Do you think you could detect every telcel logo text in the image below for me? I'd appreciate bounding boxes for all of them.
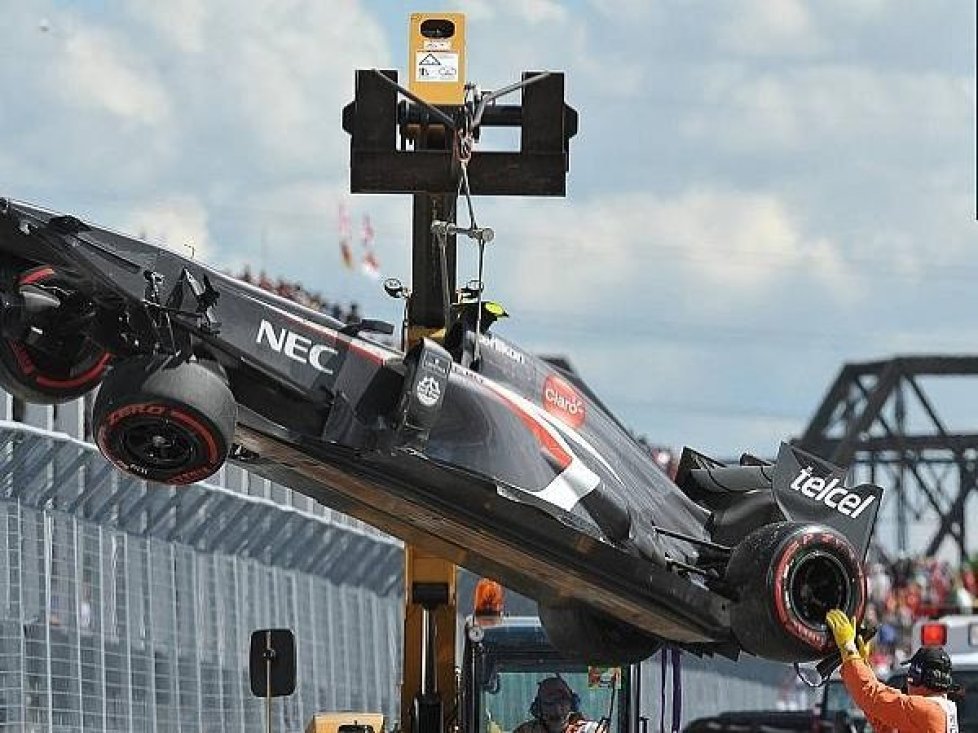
[790,466,875,518]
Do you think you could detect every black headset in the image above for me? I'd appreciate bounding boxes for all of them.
[530,679,581,719]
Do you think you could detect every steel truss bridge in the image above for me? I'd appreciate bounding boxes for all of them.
[796,355,978,561]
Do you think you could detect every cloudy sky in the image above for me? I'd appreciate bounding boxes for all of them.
[1,2,975,481]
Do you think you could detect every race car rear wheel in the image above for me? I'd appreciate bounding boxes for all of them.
[725,522,865,662]
[93,356,237,485]
[539,602,662,664]
[0,265,111,403]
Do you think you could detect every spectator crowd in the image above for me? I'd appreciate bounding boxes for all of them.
[862,555,977,673]
[230,266,361,324]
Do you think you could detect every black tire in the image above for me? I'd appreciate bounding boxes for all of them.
[725,522,865,662]
[93,356,237,485]
[539,602,662,664]
[0,265,111,403]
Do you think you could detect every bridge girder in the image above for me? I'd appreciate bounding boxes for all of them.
[795,355,978,560]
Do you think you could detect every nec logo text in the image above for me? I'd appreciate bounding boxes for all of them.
[256,319,337,374]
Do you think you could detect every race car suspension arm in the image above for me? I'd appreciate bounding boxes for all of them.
[654,526,732,554]
[139,267,221,356]
[141,271,182,355]
[171,267,221,335]
[653,526,732,579]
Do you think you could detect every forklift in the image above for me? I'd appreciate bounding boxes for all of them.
[343,12,583,733]
[459,582,645,733]
[248,13,648,733]
[255,580,646,733]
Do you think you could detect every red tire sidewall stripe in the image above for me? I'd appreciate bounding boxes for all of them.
[18,266,56,286]
[35,352,111,389]
[10,265,110,391]
[98,402,222,475]
[96,424,130,476]
[773,536,809,642]
[8,341,36,376]
[771,530,864,652]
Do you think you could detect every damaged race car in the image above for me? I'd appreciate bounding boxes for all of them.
[0,197,882,666]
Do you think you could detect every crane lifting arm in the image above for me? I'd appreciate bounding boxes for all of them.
[341,13,577,733]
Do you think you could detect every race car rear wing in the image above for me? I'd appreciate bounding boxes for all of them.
[674,443,882,558]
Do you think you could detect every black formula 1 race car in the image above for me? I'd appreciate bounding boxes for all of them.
[0,197,882,666]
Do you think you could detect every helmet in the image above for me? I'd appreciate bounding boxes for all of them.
[530,677,581,719]
[904,646,953,691]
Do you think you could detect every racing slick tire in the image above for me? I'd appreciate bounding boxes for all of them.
[0,265,111,403]
[539,602,663,664]
[725,522,865,662]
[93,356,237,485]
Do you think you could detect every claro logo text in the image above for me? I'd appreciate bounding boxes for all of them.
[543,375,585,428]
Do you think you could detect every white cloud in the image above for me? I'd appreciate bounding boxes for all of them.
[453,0,496,22]
[512,0,567,25]
[49,24,172,128]
[457,0,567,24]
[214,180,347,272]
[121,195,213,259]
[574,48,645,98]
[493,188,853,316]
[169,0,390,169]
[586,0,654,24]
[715,0,822,57]
[1,0,390,193]
[820,0,890,22]
[131,0,208,54]
[688,65,972,152]
[457,1,645,100]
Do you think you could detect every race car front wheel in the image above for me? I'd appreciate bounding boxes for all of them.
[0,265,111,403]
[93,356,237,485]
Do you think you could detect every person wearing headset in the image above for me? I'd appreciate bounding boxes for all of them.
[826,609,959,733]
[514,677,604,733]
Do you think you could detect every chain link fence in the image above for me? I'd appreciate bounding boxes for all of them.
[0,393,803,731]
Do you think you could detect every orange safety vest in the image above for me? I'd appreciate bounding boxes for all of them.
[840,658,959,733]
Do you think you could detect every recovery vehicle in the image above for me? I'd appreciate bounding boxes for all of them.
[459,613,641,733]
[295,601,643,733]
[0,11,883,732]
